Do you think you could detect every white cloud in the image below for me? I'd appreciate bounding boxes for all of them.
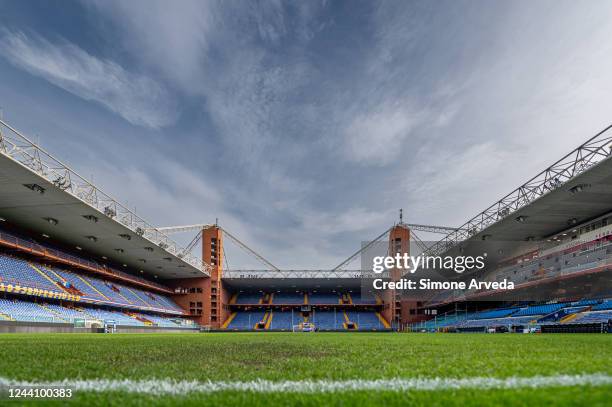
[343,101,426,165]
[0,30,177,129]
[88,0,214,93]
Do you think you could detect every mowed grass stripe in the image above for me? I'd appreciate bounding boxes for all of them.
[1,374,611,395]
[0,333,610,382]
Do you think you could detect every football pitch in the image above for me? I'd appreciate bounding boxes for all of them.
[0,332,610,406]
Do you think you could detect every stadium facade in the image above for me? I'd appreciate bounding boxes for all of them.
[0,118,611,333]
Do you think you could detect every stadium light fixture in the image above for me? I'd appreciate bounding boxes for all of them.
[515,215,528,223]
[83,215,98,223]
[569,184,590,194]
[568,218,578,225]
[0,217,5,222]
[101,256,107,260]
[114,248,124,253]
[86,236,98,242]
[75,246,82,250]
[44,217,59,226]
[119,234,131,240]
[122,264,127,267]
[42,233,50,238]
[144,247,154,252]
[23,183,45,194]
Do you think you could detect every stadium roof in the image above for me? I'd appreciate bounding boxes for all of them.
[222,270,378,290]
[427,125,612,266]
[0,119,207,279]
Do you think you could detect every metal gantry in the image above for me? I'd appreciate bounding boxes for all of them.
[0,118,206,274]
[404,223,460,234]
[223,269,390,279]
[153,223,280,271]
[427,123,612,256]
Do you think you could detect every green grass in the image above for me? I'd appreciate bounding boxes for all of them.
[0,332,610,405]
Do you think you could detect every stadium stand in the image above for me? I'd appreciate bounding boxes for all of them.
[272,292,304,304]
[0,256,60,292]
[269,311,296,330]
[473,308,517,319]
[347,311,385,330]
[591,301,612,311]
[226,311,266,330]
[308,293,340,304]
[512,303,567,317]
[351,297,378,305]
[572,311,612,324]
[0,298,61,323]
[312,310,345,330]
[235,293,263,304]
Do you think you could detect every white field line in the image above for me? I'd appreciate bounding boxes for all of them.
[0,374,610,395]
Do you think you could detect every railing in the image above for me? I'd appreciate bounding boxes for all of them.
[223,269,391,279]
[2,315,62,324]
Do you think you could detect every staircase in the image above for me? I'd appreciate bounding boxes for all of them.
[375,312,391,328]
[264,311,273,329]
[29,264,67,293]
[255,311,272,330]
[221,312,237,328]
[76,275,110,300]
[343,311,357,330]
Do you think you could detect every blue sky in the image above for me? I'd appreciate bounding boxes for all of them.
[1,0,612,268]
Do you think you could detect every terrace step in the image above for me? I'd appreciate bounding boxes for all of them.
[264,311,273,330]
[29,264,67,293]
[76,275,110,301]
[221,312,237,329]
[376,312,391,328]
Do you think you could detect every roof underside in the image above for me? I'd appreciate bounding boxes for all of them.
[0,154,204,279]
[437,156,612,265]
[223,277,367,291]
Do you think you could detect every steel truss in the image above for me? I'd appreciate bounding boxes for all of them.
[427,124,612,256]
[0,119,207,274]
[404,223,459,234]
[223,269,390,279]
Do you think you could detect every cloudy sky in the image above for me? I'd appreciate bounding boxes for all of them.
[1,0,611,269]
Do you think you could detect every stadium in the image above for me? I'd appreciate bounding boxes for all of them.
[1,2,612,406]
[0,116,611,404]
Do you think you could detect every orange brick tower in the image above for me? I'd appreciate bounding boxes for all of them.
[381,223,410,328]
[201,226,230,328]
[169,226,229,328]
